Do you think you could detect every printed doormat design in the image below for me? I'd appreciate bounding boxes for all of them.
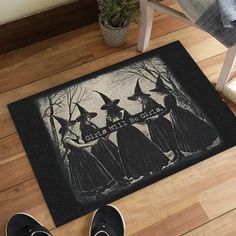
[9,41,236,226]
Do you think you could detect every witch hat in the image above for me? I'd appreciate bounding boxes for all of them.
[53,116,68,127]
[73,103,97,121]
[53,115,76,134]
[93,90,120,110]
[149,74,172,93]
[128,79,150,101]
[53,116,76,127]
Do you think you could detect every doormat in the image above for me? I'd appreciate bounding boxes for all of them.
[9,41,236,226]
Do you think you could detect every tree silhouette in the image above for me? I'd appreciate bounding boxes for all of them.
[116,57,204,117]
[64,84,90,121]
[42,92,64,147]
[42,84,91,149]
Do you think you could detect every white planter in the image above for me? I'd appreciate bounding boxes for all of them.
[99,17,129,47]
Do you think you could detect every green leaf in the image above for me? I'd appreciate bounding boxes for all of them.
[97,0,140,28]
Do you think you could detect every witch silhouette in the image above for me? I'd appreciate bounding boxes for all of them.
[149,78,218,152]
[128,79,184,162]
[53,115,116,200]
[94,90,169,180]
[74,103,128,186]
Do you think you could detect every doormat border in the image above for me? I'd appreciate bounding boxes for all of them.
[9,41,236,226]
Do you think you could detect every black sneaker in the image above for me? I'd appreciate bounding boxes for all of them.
[89,205,125,236]
[6,213,52,236]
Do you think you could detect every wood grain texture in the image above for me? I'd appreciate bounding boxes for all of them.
[0,11,187,94]
[199,177,236,220]
[184,210,236,236]
[0,179,55,230]
[0,133,25,165]
[0,26,227,140]
[0,0,236,235]
[0,157,33,192]
[131,203,208,236]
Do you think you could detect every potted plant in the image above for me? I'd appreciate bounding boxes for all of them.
[98,0,139,47]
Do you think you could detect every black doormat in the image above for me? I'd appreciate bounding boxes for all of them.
[9,41,236,226]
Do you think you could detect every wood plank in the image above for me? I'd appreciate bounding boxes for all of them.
[0,133,25,165]
[0,0,98,55]
[0,179,55,232]
[198,52,236,85]
[51,214,93,236]
[0,133,34,192]
[0,0,174,70]
[199,177,236,220]
[131,203,208,236]
[184,210,236,236]
[0,12,188,94]
[1,147,236,235]
[0,156,34,192]
[198,53,227,84]
[0,26,226,140]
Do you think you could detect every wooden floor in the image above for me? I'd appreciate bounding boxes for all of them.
[1,1,236,235]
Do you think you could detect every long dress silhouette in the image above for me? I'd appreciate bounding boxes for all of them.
[163,93,218,152]
[80,121,128,184]
[149,78,218,153]
[63,135,115,195]
[94,91,169,180]
[143,97,184,158]
[108,110,169,178]
[54,116,116,201]
[74,103,127,185]
[128,79,184,161]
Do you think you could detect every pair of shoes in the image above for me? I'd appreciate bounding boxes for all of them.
[6,205,125,236]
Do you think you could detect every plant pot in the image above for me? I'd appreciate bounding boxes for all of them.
[99,17,129,47]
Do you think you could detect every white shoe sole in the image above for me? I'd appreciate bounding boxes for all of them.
[5,212,51,236]
[89,204,126,236]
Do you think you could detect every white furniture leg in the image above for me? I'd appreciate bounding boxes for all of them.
[137,0,154,52]
[215,46,236,92]
[137,0,236,102]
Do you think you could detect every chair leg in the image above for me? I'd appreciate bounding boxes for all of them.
[137,0,154,52]
[215,45,236,92]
